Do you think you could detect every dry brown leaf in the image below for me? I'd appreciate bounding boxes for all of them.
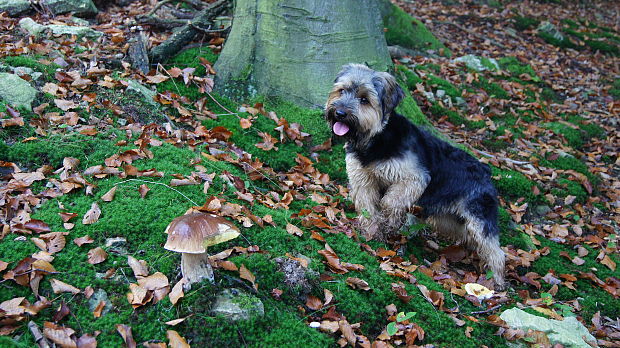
[101,186,117,202]
[87,247,107,265]
[167,330,190,348]
[138,184,150,199]
[116,324,137,348]
[43,321,76,348]
[165,315,191,326]
[73,235,94,247]
[305,295,323,310]
[92,300,105,318]
[127,256,149,279]
[239,264,257,290]
[286,223,303,237]
[345,277,371,291]
[50,279,81,294]
[82,203,101,225]
[169,278,186,305]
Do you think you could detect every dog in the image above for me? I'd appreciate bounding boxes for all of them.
[325,64,505,288]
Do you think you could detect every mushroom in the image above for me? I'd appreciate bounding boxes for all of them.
[164,212,240,290]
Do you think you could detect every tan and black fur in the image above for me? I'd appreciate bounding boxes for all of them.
[325,64,505,288]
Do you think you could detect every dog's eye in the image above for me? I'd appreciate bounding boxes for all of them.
[360,97,369,104]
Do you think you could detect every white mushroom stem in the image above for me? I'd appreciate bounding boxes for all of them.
[180,252,214,290]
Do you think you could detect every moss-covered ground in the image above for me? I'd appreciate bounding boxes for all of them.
[2,1,619,347]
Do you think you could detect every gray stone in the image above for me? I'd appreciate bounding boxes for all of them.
[19,17,102,39]
[126,80,157,106]
[435,89,446,99]
[105,237,128,255]
[211,288,264,321]
[453,54,500,72]
[88,289,113,317]
[500,308,596,348]
[40,0,97,16]
[535,205,552,216]
[0,0,30,16]
[538,21,564,41]
[0,73,37,110]
[12,67,43,81]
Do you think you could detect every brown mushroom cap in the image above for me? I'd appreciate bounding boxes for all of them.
[164,213,240,254]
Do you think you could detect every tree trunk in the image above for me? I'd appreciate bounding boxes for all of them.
[213,0,391,108]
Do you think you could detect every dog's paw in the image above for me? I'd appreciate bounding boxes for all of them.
[357,215,382,241]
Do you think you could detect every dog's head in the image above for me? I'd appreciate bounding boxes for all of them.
[325,64,404,139]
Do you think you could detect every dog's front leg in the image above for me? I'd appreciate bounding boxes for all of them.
[380,176,428,234]
[346,155,382,240]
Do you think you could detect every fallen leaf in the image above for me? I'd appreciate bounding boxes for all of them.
[82,203,101,225]
[169,279,186,305]
[116,324,136,348]
[43,322,76,348]
[50,279,81,294]
[167,330,190,348]
[239,264,257,290]
[127,256,149,279]
[306,295,323,310]
[286,223,303,237]
[87,247,107,265]
[464,283,494,300]
[73,235,94,247]
[92,300,105,318]
[345,277,371,291]
[101,186,117,202]
[139,184,150,198]
[165,315,191,326]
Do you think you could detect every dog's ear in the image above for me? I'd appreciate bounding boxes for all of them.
[374,72,404,115]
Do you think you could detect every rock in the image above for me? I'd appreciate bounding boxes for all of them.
[0,73,37,110]
[499,308,596,348]
[535,205,552,217]
[12,67,43,81]
[0,0,30,16]
[105,237,128,255]
[87,289,113,317]
[126,80,157,106]
[435,89,446,99]
[19,17,102,39]
[538,21,564,41]
[211,288,264,321]
[453,54,500,72]
[40,0,97,16]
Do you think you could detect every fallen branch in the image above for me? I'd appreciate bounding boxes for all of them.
[28,321,51,348]
[149,0,230,63]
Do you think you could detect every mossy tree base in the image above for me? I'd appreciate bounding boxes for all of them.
[213,0,391,108]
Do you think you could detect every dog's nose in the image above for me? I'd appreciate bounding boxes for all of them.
[335,109,347,119]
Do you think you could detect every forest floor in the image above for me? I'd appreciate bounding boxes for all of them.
[0,0,618,347]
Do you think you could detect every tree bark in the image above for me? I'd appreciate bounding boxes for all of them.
[213,0,391,108]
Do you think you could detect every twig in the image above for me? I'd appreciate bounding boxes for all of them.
[114,179,199,206]
[470,304,502,315]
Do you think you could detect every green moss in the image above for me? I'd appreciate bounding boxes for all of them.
[396,65,423,90]
[551,177,588,203]
[427,75,462,98]
[491,167,542,203]
[539,153,599,188]
[513,16,539,31]
[429,103,484,129]
[2,133,120,169]
[474,77,509,99]
[584,39,619,55]
[538,31,580,50]
[610,79,620,99]
[1,55,59,81]
[381,3,449,56]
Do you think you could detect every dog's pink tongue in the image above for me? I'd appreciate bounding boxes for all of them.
[333,122,349,136]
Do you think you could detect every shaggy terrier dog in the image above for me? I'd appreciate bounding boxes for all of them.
[325,64,505,288]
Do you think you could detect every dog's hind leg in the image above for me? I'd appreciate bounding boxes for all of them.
[462,216,506,289]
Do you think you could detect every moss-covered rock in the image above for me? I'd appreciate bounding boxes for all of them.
[380,1,450,56]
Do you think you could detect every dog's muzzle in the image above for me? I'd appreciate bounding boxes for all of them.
[331,109,350,136]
